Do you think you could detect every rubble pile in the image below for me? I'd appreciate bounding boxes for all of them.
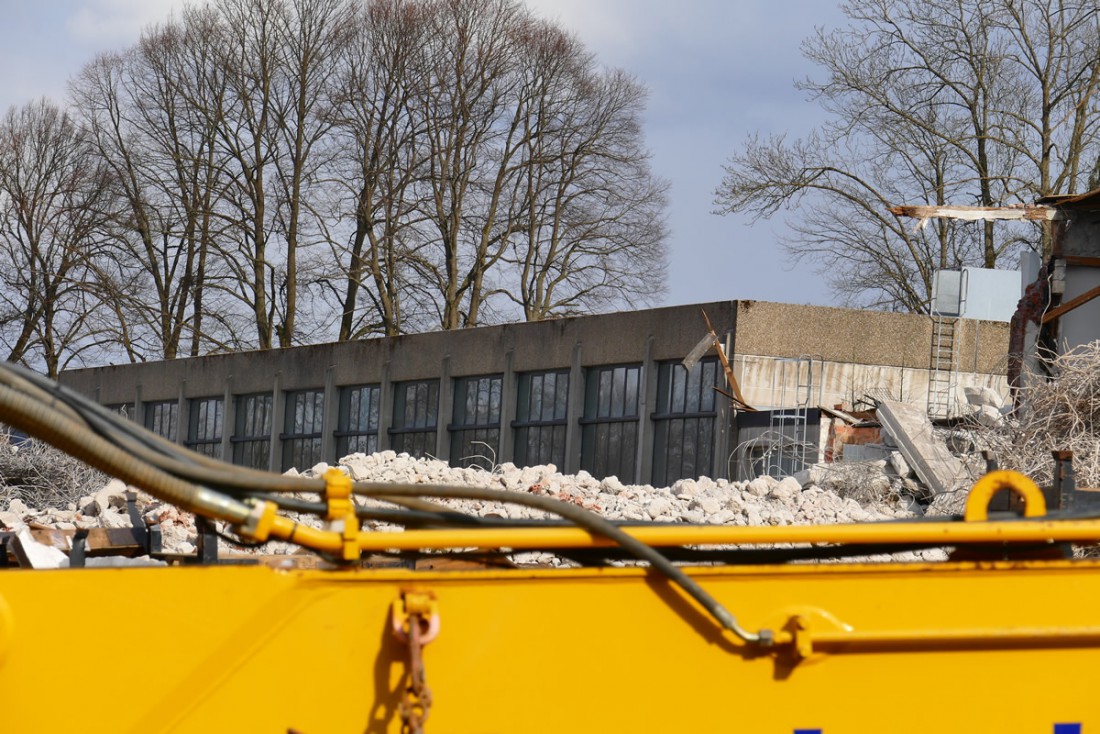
[4,386,1032,566]
[1,447,948,565]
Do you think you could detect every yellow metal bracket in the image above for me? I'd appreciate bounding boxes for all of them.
[391,591,441,645]
[770,607,853,662]
[237,499,279,542]
[964,470,1046,521]
[323,468,361,562]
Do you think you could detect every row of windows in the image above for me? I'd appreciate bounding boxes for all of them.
[130,359,721,485]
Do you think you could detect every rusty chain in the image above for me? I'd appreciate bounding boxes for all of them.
[398,605,434,734]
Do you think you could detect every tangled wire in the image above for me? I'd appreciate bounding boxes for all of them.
[971,341,1100,489]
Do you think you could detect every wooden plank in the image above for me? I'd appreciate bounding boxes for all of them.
[1041,282,1100,324]
[889,204,1064,222]
[1065,256,1100,268]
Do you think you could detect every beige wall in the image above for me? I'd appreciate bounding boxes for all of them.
[732,300,1009,374]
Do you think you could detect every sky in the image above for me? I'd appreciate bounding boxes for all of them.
[0,0,847,309]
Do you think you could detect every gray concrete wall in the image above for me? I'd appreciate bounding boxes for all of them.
[63,301,738,405]
[60,301,739,482]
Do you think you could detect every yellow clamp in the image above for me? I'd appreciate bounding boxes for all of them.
[238,499,279,542]
[964,469,1047,522]
[323,468,361,562]
[391,591,441,645]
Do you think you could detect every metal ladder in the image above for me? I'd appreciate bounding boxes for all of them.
[927,315,959,419]
[766,356,822,477]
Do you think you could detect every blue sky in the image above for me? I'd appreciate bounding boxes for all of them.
[0,0,846,309]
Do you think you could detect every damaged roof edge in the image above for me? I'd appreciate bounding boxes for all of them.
[888,204,1064,222]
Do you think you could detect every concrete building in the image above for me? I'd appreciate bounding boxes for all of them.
[60,300,1010,485]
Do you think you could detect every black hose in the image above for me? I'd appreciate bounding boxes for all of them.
[350,481,765,642]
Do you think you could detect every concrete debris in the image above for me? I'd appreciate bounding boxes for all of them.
[877,400,968,495]
[963,386,1004,410]
[888,451,912,479]
[971,404,1007,428]
[6,446,953,564]
[10,524,69,569]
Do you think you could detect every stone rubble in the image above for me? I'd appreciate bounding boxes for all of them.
[1,449,949,564]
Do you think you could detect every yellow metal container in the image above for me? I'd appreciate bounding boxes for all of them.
[1,556,1098,733]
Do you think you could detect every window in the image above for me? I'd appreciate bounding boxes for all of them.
[336,384,381,457]
[232,393,273,469]
[143,400,178,440]
[449,375,502,469]
[513,370,569,469]
[580,364,641,483]
[186,397,224,459]
[282,389,324,471]
[390,380,439,458]
[652,359,719,486]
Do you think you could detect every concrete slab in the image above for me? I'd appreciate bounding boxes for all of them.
[877,401,967,495]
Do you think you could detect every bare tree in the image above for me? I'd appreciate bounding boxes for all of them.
[324,0,432,339]
[503,27,668,319]
[195,0,348,349]
[37,0,668,363]
[71,6,235,360]
[0,100,114,377]
[269,0,353,346]
[714,0,1100,312]
[406,0,527,330]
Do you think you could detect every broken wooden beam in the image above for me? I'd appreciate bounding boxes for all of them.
[889,204,1064,222]
[1041,283,1100,324]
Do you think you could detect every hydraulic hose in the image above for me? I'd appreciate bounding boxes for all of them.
[0,362,458,517]
[350,481,768,644]
[0,383,251,524]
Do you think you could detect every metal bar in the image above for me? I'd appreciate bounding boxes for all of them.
[346,517,1100,552]
[773,625,1100,651]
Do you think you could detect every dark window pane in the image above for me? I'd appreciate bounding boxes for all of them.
[282,389,324,471]
[186,397,224,459]
[581,365,641,483]
[144,401,178,441]
[232,393,272,469]
[451,375,503,469]
[651,359,719,486]
[514,370,569,468]
[337,384,380,458]
[391,380,439,459]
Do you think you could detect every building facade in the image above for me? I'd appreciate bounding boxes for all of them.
[60,301,1011,485]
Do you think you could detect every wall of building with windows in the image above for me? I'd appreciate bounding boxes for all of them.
[63,301,1010,483]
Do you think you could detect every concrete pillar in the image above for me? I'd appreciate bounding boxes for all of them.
[378,361,392,451]
[268,373,282,473]
[321,365,338,462]
[221,377,234,462]
[134,382,144,428]
[499,350,515,464]
[437,355,452,462]
[565,342,583,475]
[713,330,734,480]
[637,335,657,486]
